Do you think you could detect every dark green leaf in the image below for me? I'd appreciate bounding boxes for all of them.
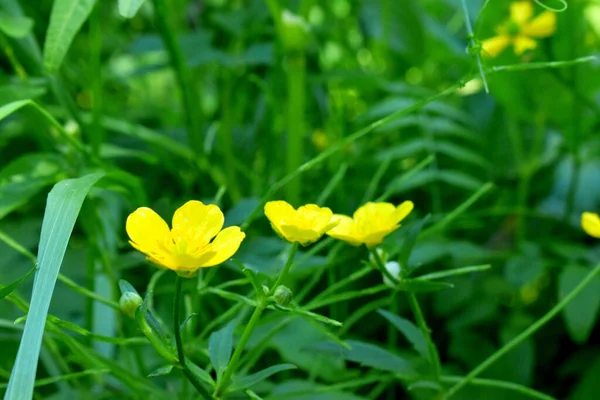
[229,363,297,392]
[209,322,235,377]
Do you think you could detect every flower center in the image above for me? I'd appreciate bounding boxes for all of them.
[503,20,521,37]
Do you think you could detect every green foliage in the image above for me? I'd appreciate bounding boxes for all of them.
[0,0,599,399]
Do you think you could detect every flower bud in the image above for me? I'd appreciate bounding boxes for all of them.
[383,261,402,288]
[120,291,143,319]
[280,10,309,52]
[273,285,293,306]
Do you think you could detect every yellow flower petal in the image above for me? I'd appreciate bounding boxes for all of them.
[264,201,335,245]
[126,207,172,256]
[510,1,533,26]
[326,214,362,246]
[513,35,537,54]
[172,200,224,250]
[481,35,511,58]
[522,11,556,38]
[393,201,414,224]
[582,212,600,238]
[194,226,246,267]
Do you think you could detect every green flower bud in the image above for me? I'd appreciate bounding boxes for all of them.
[273,285,293,306]
[280,10,309,51]
[120,291,143,319]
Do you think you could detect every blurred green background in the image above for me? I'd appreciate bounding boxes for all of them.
[1,0,600,399]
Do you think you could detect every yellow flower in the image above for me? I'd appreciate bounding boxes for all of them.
[481,1,556,57]
[582,212,600,238]
[126,200,245,277]
[326,201,414,247]
[264,201,338,246]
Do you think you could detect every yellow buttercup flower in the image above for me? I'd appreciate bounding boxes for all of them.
[481,1,556,57]
[126,200,245,277]
[326,201,414,247]
[264,201,338,246]
[582,212,600,238]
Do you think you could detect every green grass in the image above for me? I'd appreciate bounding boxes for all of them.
[1,0,600,399]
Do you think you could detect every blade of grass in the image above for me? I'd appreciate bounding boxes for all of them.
[4,172,104,400]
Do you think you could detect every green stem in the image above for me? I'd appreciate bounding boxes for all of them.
[150,0,203,154]
[269,242,299,294]
[406,292,441,381]
[214,243,299,396]
[442,263,600,399]
[285,53,306,205]
[214,302,266,396]
[461,0,489,92]
[89,3,103,157]
[173,276,185,364]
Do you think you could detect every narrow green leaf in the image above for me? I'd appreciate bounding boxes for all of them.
[273,305,343,327]
[118,0,146,18]
[0,11,33,38]
[147,365,174,378]
[209,322,235,378]
[43,0,97,71]
[559,265,600,343]
[229,364,297,392]
[4,172,104,400]
[378,309,427,359]
[397,216,430,275]
[415,264,491,281]
[395,279,454,293]
[186,360,216,387]
[0,267,36,301]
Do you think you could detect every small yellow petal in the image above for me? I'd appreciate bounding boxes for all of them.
[194,226,246,267]
[510,1,533,25]
[522,11,556,38]
[126,207,171,255]
[393,201,414,224]
[172,201,224,249]
[481,35,511,58]
[513,35,537,55]
[582,212,600,238]
[326,214,362,246]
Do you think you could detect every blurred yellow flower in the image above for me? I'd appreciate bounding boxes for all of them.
[481,1,556,57]
[264,201,338,246]
[126,201,245,277]
[326,201,414,247]
[582,212,600,238]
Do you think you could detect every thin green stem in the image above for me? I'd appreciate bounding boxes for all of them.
[406,292,441,381]
[439,376,555,400]
[89,3,103,156]
[442,263,600,399]
[214,303,266,396]
[150,0,203,154]
[269,242,300,294]
[173,276,186,364]
[461,0,489,92]
[370,248,399,286]
[285,53,306,204]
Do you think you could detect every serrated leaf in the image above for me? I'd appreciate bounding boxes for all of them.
[559,265,600,344]
[147,365,174,378]
[377,309,427,359]
[209,322,234,378]
[43,0,97,72]
[118,0,146,18]
[229,363,297,392]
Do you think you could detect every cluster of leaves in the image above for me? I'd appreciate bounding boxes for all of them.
[1,0,600,399]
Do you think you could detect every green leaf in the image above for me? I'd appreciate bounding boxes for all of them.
[396,216,429,275]
[0,267,36,301]
[4,173,104,400]
[0,11,33,38]
[209,322,235,378]
[395,279,454,293]
[118,0,146,18]
[377,309,427,359]
[310,340,417,376]
[229,363,297,392]
[186,361,216,387]
[43,0,97,72]
[559,265,600,344]
[147,365,174,378]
